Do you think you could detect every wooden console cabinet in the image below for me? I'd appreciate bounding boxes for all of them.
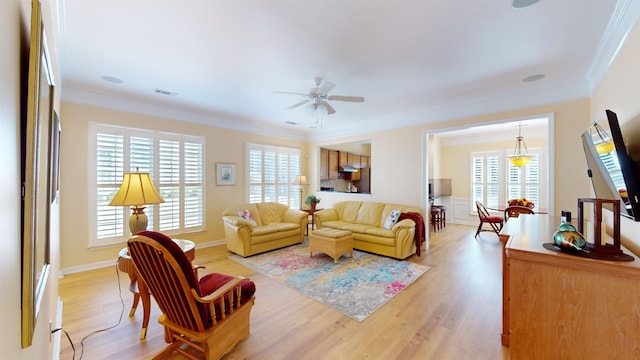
[502,215,640,359]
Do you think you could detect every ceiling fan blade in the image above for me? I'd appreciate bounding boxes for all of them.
[317,82,336,96]
[287,99,310,109]
[323,101,336,115]
[273,91,308,97]
[327,95,365,102]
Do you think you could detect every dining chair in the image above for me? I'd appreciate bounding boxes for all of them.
[475,201,504,238]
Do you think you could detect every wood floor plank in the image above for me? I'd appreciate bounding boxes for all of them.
[59,224,510,359]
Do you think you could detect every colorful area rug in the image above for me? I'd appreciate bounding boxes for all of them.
[230,244,429,321]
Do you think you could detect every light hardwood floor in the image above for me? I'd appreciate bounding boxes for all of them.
[59,224,510,359]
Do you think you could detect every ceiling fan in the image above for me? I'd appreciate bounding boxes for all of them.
[274,77,365,116]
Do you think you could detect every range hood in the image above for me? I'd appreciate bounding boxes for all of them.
[338,165,358,173]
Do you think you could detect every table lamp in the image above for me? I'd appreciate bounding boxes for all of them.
[293,175,309,209]
[109,168,164,235]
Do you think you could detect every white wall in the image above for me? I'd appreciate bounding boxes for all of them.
[591,16,640,255]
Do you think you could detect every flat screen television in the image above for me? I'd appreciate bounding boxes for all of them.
[581,109,640,221]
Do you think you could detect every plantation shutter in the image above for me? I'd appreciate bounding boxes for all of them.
[471,155,484,206]
[90,124,205,247]
[96,133,124,238]
[486,155,500,209]
[130,135,155,229]
[249,149,263,203]
[184,141,203,229]
[247,143,301,206]
[158,139,180,231]
[524,154,540,206]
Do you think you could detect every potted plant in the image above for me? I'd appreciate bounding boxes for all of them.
[305,194,321,210]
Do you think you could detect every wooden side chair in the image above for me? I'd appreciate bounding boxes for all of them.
[475,201,504,238]
[128,231,256,360]
[504,205,535,222]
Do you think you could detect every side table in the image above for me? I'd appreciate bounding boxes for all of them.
[302,208,323,235]
[117,239,195,340]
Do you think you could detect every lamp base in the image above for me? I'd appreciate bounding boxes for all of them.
[129,206,148,235]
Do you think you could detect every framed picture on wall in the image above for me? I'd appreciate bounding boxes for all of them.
[216,162,236,186]
[21,0,54,348]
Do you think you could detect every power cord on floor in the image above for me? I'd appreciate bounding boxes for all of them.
[57,260,127,360]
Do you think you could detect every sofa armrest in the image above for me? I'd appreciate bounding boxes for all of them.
[222,216,255,231]
[391,218,416,233]
[314,208,337,228]
[282,209,307,224]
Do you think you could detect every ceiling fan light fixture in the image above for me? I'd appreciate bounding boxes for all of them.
[274,77,364,128]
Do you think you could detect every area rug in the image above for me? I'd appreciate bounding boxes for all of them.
[229,244,429,321]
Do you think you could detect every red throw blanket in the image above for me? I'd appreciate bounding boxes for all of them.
[398,212,425,256]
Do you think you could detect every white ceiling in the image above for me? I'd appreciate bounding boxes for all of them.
[56,0,640,141]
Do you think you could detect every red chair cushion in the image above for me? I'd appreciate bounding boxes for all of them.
[481,216,503,223]
[136,230,201,291]
[199,272,256,304]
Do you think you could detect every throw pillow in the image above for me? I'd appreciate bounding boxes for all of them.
[237,209,257,226]
[383,210,401,230]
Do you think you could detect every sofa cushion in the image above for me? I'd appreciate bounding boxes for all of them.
[256,202,287,225]
[251,225,280,236]
[364,226,395,238]
[379,204,422,228]
[383,209,401,230]
[335,201,362,223]
[237,209,257,226]
[223,204,262,225]
[320,220,355,231]
[356,202,385,226]
[341,223,377,234]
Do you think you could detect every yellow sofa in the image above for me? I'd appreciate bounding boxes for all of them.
[222,202,308,257]
[314,201,423,259]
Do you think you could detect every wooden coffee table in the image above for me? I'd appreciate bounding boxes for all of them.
[309,228,353,263]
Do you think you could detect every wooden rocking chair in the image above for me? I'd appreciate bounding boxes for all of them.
[128,231,256,360]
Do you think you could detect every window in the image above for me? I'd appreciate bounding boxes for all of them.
[247,143,301,207]
[89,123,205,247]
[471,152,501,210]
[471,149,546,212]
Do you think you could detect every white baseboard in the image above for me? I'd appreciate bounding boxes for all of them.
[52,297,63,360]
[60,239,227,276]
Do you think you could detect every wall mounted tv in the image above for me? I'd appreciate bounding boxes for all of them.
[581,109,640,221]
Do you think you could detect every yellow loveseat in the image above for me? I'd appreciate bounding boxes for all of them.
[314,201,423,259]
[222,202,308,257]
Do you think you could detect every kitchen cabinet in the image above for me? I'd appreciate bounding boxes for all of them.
[339,151,348,167]
[361,155,370,168]
[348,153,361,168]
[328,150,339,179]
[319,148,329,180]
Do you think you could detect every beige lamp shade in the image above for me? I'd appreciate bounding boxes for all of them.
[293,175,309,186]
[293,175,308,210]
[109,172,164,207]
[109,171,164,235]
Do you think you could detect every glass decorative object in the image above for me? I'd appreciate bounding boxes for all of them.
[553,223,587,252]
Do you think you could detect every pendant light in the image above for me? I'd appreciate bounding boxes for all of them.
[509,123,532,167]
[591,121,615,154]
